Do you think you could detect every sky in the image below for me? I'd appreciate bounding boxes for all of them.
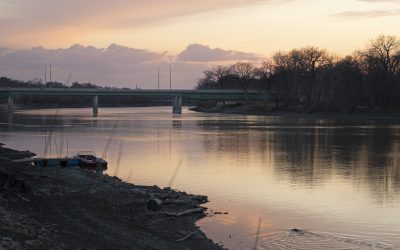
[0,0,399,89]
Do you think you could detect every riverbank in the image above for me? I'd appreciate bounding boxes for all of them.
[189,102,400,119]
[0,144,222,249]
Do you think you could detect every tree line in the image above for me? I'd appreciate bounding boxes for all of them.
[196,35,400,110]
[0,77,115,89]
[0,78,166,107]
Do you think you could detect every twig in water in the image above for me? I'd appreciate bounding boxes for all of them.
[253,218,262,250]
[167,159,182,187]
[59,131,65,157]
[114,141,124,177]
[49,128,52,157]
[101,121,119,159]
[54,136,59,157]
[126,167,133,183]
[44,128,48,158]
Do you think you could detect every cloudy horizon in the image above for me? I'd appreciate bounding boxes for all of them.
[0,43,264,89]
[1,0,399,88]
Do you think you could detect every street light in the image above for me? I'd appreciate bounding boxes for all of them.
[157,66,160,91]
[169,64,172,91]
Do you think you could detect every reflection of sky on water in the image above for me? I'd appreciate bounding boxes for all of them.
[1,107,400,249]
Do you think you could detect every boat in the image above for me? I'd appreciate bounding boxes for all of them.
[73,151,108,170]
[32,157,79,168]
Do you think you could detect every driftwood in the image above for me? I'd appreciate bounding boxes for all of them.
[162,208,203,217]
[176,231,196,242]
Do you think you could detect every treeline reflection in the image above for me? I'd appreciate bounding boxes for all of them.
[197,117,400,201]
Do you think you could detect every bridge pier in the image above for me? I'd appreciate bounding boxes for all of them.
[93,95,99,116]
[172,95,182,114]
[7,95,14,112]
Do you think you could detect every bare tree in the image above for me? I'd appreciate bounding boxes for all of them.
[231,62,255,92]
[272,47,333,106]
[366,35,400,75]
[298,47,334,105]
[254,59,274,89]
[196,70,217,89]
[213,65,231,89]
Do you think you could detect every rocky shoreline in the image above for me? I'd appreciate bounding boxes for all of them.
[0,144,222,249]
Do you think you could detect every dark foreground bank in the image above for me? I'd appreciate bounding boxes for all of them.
[0,144,222,250]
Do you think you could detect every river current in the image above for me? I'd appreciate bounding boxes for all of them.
[1,107,399,249]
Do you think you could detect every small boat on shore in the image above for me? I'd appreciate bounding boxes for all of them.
[18,151,107,171]
[73,151,108,170]
[33,157,79,168]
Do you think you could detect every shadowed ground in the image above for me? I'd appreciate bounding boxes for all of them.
[0,144,222,250]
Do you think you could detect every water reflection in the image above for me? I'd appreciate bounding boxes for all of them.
[196,117,400,203]
[0,108,399,249]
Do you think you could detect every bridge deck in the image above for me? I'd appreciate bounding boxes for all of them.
[0,88,266,100]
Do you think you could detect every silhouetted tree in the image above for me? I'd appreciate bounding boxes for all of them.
[196,70,217,89]
[359,35,400,106]
[230,62,255,92]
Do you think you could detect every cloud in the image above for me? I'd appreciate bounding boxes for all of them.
[177,44,262,62]
[1,44,255,89]
[0,0,300,49]
[332,9,400,18]
[1,44,167,72]
[0,1,266,38]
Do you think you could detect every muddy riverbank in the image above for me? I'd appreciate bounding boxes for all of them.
[0,144,222,249]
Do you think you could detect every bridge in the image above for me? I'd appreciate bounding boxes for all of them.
[1,88,266,115]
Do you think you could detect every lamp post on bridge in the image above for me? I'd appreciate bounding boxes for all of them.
[44,64,47,84]
[157,66,160,92]
[169,64,172,91]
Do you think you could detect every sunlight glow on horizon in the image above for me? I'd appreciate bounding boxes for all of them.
[1,0,400,55]
[1,0,400,87]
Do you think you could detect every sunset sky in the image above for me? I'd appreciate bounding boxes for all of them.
[1,0,399,88]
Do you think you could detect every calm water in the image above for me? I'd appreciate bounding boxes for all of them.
[1,107,400,249]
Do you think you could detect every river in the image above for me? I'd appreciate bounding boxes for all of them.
[1,107,399,249]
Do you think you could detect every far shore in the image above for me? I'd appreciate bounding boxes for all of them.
[2,102,400,121]
[189,102,400,120]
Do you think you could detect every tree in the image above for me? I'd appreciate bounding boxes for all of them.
[359,35,400,106]
[213,65,231,89]
[196,70,217,89]
[298,47,334,105]
[230,62,255,92]
[323,56,363,108]
[254,59,274,91]
[365,35,400,75]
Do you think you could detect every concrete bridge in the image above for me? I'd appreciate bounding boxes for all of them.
[0,88,266,115]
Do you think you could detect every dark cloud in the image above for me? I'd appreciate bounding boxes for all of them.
[0,44,241,89]
[177,44,262,62]
[333,9,400,18]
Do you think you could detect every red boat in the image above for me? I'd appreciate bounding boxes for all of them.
[74,151,108,170]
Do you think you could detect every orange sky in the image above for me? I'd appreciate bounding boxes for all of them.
[0,0,399,88]
[1,0,399,55]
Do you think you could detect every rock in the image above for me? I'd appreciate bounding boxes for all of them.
[24,239,42,248]
[290,228,306,236]
[147,198,163,211]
